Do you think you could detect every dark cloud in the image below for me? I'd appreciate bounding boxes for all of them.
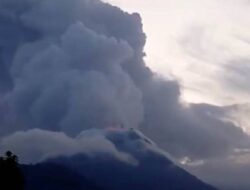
[0,0,144,136]
[0,0,249,189]
[142,95,250,160]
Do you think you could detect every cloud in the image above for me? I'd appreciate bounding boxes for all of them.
[0,128,137,164]
[0,0,249,189]
[185,153,250,190]
[0,0,248,161]
[108,0,250,107]
[0,0,144,136]
[176,3,250,105]
[23,128,218,190]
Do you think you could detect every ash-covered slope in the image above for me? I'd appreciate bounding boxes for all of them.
[22,129,218,190]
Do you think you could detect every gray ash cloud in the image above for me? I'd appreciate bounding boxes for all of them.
[0,0,249,166]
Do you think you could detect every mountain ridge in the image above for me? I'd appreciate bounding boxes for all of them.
[21,129,219,190]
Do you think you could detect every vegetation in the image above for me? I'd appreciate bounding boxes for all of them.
[0,151,24,190]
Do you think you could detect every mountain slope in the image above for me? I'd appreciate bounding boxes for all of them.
[21,129,218,190]
[22,163,103,190]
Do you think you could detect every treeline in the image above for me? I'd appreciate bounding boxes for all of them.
[0,151,24,190]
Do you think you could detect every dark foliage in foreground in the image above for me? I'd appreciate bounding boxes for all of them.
[0,151,24,190]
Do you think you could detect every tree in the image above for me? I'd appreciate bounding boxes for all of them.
[0,151,24,190]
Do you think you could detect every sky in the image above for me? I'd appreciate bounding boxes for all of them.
[103,0,250,137]
[104,0,250,106]
[103,0,250,189]
[0,0,250,190]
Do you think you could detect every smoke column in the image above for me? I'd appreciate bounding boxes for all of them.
[0,0,248,164]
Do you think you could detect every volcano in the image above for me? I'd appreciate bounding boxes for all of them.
[21,129,218,190]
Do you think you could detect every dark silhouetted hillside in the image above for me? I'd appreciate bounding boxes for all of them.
[20,129,219,190]
[22,162,104,190]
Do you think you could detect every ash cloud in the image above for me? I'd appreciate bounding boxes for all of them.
[0,0,249,171]
[0,128,137,164]
[0,0,144,136]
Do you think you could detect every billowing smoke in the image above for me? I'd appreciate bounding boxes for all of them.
[0,0,249,168]
[0,0,144,136]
